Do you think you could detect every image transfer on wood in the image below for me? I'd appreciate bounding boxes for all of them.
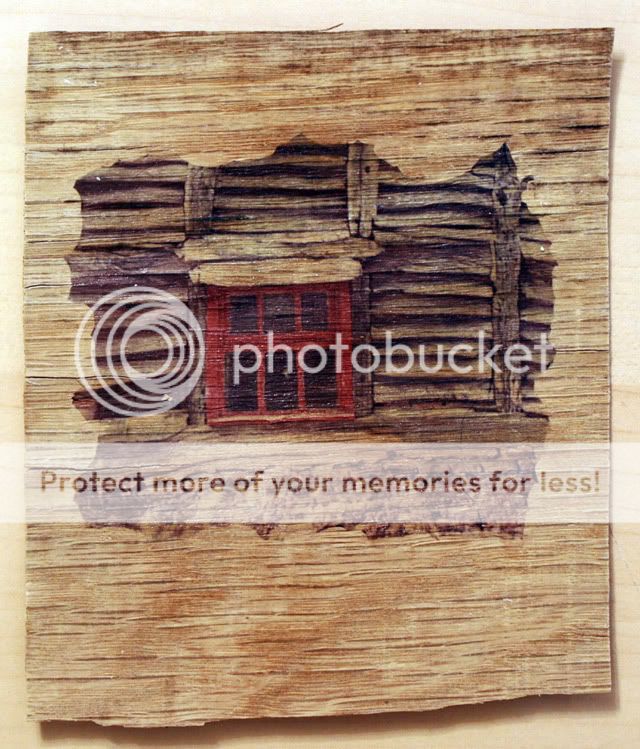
[24,29,612,726]
[68,137,555,432]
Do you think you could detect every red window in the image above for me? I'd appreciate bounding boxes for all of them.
[205,282,354,424]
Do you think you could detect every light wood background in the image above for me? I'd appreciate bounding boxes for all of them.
[2,1,639,746]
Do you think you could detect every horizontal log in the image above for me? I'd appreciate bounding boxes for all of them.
[375,206,494,231]
[519,305,554,327]
[370,274,494,298]
[216,173,346,192]
[373,226,496,244]
[366,244,493,275]
[180,235,380,263]
[371,292,492,317]
[371,320,493,340]
[78,206,185,232]
[76,232,187,250]
[220,159,346,177]
[207,216,349,234]
[190,258,362,286]
[520,284,555,308]
[372,363,493,382]
[374,380,493,403]
[77,208,186,249]
[372,313,493,330]
[377,200,494,220]
[377,186,493,212]
[70,277,190,303]
[67,248,189,276]
[214,191,346,212]
[379,170,494,193]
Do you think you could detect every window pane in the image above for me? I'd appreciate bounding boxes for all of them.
[263,293,295,332]
[224,351,258,412]
[303,348,337,409]
[229,295,258,333]
[265,350,298,411]
[301,292,329,330]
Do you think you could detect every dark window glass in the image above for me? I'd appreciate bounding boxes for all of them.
[229,295,258,333]
[224,351,258,412]
[303,348,337,409]
[301,292,329,330]
[263,293,295,332]
[265,350,298,411]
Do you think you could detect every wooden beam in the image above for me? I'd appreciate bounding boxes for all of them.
[491,144,527,413]
[180,235,381,263]
[190,257,362,286]
[347,142,379,238]
[186,282,208,426]
[184,166,217,236]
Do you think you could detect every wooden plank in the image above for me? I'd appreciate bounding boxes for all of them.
[348,142,380,238]
[180,235,380,263]
[190,258,362,286]
[24,28,612,728]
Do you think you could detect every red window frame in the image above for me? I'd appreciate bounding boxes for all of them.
[205,282,354,424]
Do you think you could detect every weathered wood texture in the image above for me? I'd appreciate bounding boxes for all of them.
[24,29,612,726]
[68,139,553,422]
[26,522,610,726]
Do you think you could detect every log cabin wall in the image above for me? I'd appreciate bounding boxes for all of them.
[368,154,497,412]
[368,144,555,415]
[68,137,555,436]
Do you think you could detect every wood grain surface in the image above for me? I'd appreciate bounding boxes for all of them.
[2,3,639,748]
[19,23,618,732]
